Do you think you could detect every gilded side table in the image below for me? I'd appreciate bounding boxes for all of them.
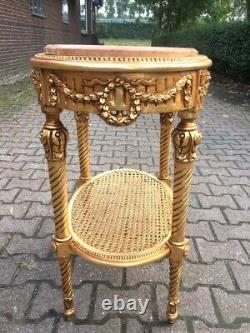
[31,45,212,323]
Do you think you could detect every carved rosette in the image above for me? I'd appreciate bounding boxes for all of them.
[183,75,192,108]
[48,76,59,106]
[172,124,203,162]
[40,125,69,161]
[46,74,193,127]
[32,69,43,103]
[199,70,211,103]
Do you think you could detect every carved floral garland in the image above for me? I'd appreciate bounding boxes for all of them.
[47,74,192,126]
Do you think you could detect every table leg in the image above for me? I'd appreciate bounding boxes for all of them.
[167,110,202,323]
[40,106,74,319]
[75,112,90,187]
[159,113,174,183]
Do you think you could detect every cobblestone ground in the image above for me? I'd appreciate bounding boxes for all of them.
[0,81,249,333]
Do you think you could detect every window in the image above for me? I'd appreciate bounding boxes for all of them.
[31,0,44,16]
[62,0,69,24]
[80,0,88,32]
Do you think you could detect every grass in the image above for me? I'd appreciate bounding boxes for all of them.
[0,76,35,116]
[101,38,151,46]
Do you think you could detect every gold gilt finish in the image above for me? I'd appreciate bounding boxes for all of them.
[31,44,211,323]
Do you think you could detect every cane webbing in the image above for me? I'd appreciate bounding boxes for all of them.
[69,169,172,265]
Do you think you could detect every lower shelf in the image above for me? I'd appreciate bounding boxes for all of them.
[69,169,172,267]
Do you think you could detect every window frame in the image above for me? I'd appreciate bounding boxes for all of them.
[62,0,70,24]
[80,0,88,33]
[31,0,44,18]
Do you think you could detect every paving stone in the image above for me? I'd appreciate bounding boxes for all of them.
[191,183,211,195]
[0,188,19,203]
[14,256,60,285]
[94,284,153,323]
[193,320,250,332]
[0,319,54,333]
[0,258,17,285]
[57,318,121,333]
[0,283,34,320]
[1,202,30,219]
[197,194,237,209]
[230,262,250,291]
[213,289,250,324]
[196,239,249,264]
[4,177,44,191]
[208,160,238,169]
[30,282,92,320]
[15,189,51,204]
[0,177,9,189]
[0,233,11,251]
[232,194,250,210]
[209,184,247,197]
[6,235,52,258]
[192,175,222,185]
[30,169,47,179]
[7,147,39,156]
[199,167,231,177]
[15,154,44,163]
[186,238,199,263]
[183,262,234,290]
[220,176,250,186]
[127,319,146,333]
[241,241,250,257]
[37,217,54,236]
[187,221,214,240]
[151,320,188,333]
[0,216,41,236]
[156,285,217,324]
[0,161,25,170]
[189,207,227,224]
[73,257,123,287]
[211,222,250,241]
[127,259,169,286]
[224,208,250,224]
[25,202,53,218]
[228,168,250,177]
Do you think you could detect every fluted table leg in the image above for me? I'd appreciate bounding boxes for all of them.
[167,110,202,323]
[40,106,74,319]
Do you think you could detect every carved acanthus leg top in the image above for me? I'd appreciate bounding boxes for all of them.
[167,112,202,323]
[159,113,174,183]
[171,115,202,242]
[75,112,90,186]
[40,108,70,239]
[40,107,74,319]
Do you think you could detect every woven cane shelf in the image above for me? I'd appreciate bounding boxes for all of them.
[69,169,172,267]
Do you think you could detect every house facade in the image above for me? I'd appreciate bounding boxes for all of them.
[0,0,98,83]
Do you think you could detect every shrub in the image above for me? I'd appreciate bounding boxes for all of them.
[152,22,250,81]
[97,21,154,40]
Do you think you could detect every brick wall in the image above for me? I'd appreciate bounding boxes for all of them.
[0,0,84,83]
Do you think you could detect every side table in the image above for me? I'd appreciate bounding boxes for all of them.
[31,45,212,323]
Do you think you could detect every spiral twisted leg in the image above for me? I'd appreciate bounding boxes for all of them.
[167,260,182,323]
[58,256,74,318]
[40,107,74,319]
[167,114,202,323]
[159,113,174,182]
[75,112,90,186]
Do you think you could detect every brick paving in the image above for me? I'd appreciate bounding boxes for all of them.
[0,82,250,333]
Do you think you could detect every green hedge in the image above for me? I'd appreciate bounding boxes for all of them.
[152,22,250,81]
[97,21,153,40]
